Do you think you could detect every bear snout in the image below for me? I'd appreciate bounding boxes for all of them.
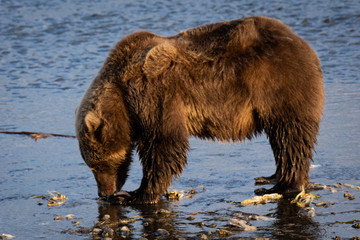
[97,183,117,199]
[91,170,118,199]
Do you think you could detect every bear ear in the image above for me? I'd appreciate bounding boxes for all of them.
[84,111,101,135]
[228,18,259,51]
[143,43,178,78]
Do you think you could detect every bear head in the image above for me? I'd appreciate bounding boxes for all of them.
[75,82,131,199]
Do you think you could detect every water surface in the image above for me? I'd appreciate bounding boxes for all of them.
[1,0,360,239]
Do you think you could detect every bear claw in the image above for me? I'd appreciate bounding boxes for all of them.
[107,191,133,204]
[114,191,132,198]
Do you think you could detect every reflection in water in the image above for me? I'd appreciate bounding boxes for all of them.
[96,199,180,239]
[94,197,326,239]
[271,199,322,240]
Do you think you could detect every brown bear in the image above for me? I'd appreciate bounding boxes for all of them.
[75,16,324,204]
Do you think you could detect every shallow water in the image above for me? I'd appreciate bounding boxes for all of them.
[1,0,360,239]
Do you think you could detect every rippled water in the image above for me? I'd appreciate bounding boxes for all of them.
[1,0,360,239]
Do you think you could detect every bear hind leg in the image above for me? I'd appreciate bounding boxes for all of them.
[256,119,318,196]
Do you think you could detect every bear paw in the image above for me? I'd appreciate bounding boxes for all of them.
[108,191,133,204]
[254,173,279,185]
[108,190,160,205]
[255,185,301,198]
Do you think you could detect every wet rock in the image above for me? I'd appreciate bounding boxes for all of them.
[185,186,206,198]
[307,183,327,190]
[154,228,170,238]
[102,214,111,221]
[216,228,233,237]
[47,191,67,207]
[60,227,92,236]
[92,227,102,236]
[352,223,360,229]
[208,223,217,228]
[0,234,15,239]
[343,183,355,188]
[155,209,172,215]
[186,216,195,221]
[299,207,315,218]
[65,214,75,220]
[54,216,64,221]
[119,218,137,225]
[101,227,114,238]
[235,212,271,221]
[72,221,82,226]
[116,226,130,238]
[165,190,184,200]
[76,226,92,234]
[315,202,334,208]
[143,218,154,227]
[200,233,208,239]
[229,218,257,231]
[344,192,355,200]
[241,193,282,205]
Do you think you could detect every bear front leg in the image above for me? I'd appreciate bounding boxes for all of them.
[132,132,189,204]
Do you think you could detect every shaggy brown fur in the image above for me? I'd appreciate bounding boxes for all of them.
[75,16,324,204]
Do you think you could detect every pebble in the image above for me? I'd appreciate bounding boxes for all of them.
[299,207,315,218]
[117,226,130,237]
[353,223,360,229]
[315,202,332,208]
[92,228,102,236]
[200,233,208,239]
[208,223,217,228]
[101,227,114,238]
[235,212,270,221]
[54,216,64,221]
[216,228,233,237]
[65,214,75,220]
[229,218,257,231]
[344,192,356,200]
[119,218,137,225]
[142,218,154,227]
[155,209,172,215]
[76,226,92,234]
[154,228,170,238]
[0,234,15,239]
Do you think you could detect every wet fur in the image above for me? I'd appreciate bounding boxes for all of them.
[75,16,324,204]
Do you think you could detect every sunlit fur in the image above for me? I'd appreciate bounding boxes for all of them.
[75,16,324,204]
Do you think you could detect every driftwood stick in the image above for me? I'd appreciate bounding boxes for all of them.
[0,131,76,141]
